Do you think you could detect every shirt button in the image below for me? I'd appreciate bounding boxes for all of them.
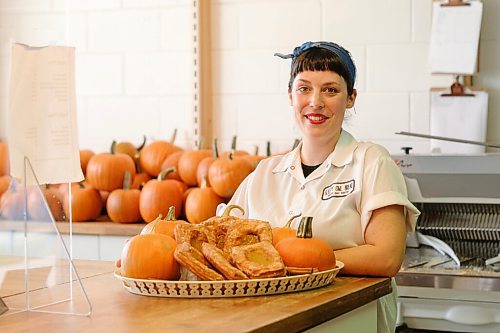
[289,211,293,215]
[300,185,305,190]
[290,166,295,170]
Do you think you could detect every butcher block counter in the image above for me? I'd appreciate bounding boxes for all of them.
[0,257,392,332]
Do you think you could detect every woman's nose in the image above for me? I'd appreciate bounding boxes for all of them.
[310,91,324,109]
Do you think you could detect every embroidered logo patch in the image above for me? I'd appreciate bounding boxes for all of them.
[322,180,355,199]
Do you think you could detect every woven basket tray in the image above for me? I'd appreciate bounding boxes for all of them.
[115,261,344,298]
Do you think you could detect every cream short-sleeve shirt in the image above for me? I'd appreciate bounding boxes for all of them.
[227,130,419,248]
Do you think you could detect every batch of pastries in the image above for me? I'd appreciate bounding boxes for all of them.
[118,205,337,281]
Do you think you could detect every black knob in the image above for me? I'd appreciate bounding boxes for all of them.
[401,147,413,155]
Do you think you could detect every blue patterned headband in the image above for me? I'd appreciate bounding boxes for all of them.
[274,41,356,84]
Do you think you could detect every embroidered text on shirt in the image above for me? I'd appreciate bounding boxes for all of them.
[322,180,355,199]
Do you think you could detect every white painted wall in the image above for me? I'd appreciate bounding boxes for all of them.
[0,0,499,156]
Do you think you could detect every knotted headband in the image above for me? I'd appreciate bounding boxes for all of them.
[274,41,356,84]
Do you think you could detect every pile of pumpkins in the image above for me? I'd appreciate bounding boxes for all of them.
[0,134,275,224]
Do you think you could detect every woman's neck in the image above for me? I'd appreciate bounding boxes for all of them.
[300,130,341,166]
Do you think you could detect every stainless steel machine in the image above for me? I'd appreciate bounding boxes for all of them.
[393,154,500,333]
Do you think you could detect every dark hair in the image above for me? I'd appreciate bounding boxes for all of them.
[288,47,355,95]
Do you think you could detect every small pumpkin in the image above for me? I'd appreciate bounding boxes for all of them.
[120,233,179,280]
[239,145,266,170]
[178,148,212,186]
[271,213,301,246]
[130,172,151,190]
[62,182,103,222]
[110,135,146,165]
[275,216,336,272]
[141,206,187,238]
[86,152,136,192]
[208,151,253,199]
[196,138,219,187]
[139,168,184,223]
[79,149,95,176]
[160,150,184,181]
[106,171,141,223]
[0,140,10,177]
[0,175,10,198]
[27,184,65,222]
[219,135,249,159]
[139,129,183,177]
[184,178,224,224]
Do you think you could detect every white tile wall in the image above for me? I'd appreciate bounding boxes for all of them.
[0,0,500,157]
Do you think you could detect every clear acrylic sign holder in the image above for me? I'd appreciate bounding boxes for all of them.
[0,157,91,317]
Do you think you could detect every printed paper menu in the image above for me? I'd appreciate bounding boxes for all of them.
[7,43,83,185]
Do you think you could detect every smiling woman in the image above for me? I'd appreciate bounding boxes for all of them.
[223,41,420,333]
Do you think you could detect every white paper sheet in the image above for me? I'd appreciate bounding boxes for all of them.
[430,90,488,154]
[429,1,483,74]
[7,43,84,185]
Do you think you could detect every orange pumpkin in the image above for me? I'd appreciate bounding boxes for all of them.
[178,149,212,186]
[86,153,136,192]
[120,233,179,280]
[196,138,219,187]
[0,180,24,220]
[27,185,65,222]
[139,131,183,177]
[208,151,253,199]
[62,183,103,222]
[141,206,187,238]
[0,141,10,177]
[184,178,224,224]
[271,213,301,246]
[79,149,95,176]
[0,175,10,198]
[239,145,266,170]
[110,135,146,165]
[160,150,184,181]
[276,216,336,272]
[139,168,184,223]
[130,172,151,190]
[219,135,249,159]
[107,171,141,223]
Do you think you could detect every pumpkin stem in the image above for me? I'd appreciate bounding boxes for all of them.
[297,216,313,239]
[222,204,245,217]
[123,170,131,190]
[231,135,238,151]
[136,135,147,151]
[170,128,178,144]
[200,177,208,189]
[228,150,234,160]
[150,214,163,232]
[292,138,301,150]
[284,213,301,228]
[166,206,176,221]
[266,141,271,157]
[110,140,117,154]
[158,167,176,181]
[212,138,219,158]
[253,145,259,156]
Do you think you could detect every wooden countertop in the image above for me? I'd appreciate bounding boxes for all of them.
[0,257,392,332]
[0,216,144,236]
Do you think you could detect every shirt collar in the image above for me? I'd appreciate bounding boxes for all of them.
[272,130,358,173]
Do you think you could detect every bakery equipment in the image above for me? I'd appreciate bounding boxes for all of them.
[392,153,500,333]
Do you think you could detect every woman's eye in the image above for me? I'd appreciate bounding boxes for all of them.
[324,87,337,94]
[297,86,310,93]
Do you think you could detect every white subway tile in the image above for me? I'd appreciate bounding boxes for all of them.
[238,0,322,49]
[212,94,239,147]
[161,5,193,51]
[159,95,193,149]
[344,93,410,141]
[89,10,161,52]
[367,43,430,91]
[211,2,239,50]
[409,92,430,135]
[125,51,193,94]
[76,54,122,95]
[52,0,120,11]
[0,0,51,11]
[412,0,433,42]
[87,97,161,142]
[323,0,411,44]
[123,0,186,7]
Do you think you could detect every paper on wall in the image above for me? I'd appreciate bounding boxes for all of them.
[430,90,488,154]
[7,43,84,185]
[428,1,483,75]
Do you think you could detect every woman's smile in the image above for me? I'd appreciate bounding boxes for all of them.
[305,113,330,124]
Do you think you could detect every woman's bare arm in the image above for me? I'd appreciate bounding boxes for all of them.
[334,204,407,277]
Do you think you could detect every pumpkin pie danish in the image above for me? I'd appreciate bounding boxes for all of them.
[230,241,286,279]
[202,217,235,250]
[223,219,273,254]
[174,242,224,281]
[174,223,215,252]
[201,242,248,280]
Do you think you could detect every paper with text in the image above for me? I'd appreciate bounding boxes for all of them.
[429,1,483,74]
[7,43,83,185]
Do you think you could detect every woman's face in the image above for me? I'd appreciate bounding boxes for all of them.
[288,70,356,143]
